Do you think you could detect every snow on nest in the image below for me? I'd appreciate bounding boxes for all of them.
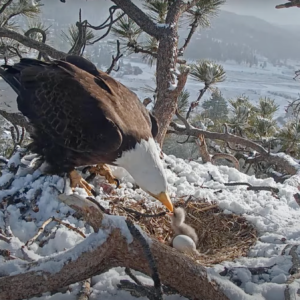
[0,150,300,300]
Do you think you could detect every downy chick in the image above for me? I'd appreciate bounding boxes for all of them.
[168,207,199,255]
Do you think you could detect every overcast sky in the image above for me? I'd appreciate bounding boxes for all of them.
[222,0,300,25]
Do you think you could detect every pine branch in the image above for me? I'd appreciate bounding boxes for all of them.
[178,17,199,56]
[127,41,158,57]
[111,0,165,39]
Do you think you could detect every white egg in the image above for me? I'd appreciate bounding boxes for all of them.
[172,235,197,254]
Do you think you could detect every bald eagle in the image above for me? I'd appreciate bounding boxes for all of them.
[0,55,173,212]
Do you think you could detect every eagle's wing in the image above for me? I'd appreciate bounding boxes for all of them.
[15,59,122,154]
[64,55,159,140]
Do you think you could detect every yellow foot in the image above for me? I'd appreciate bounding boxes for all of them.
[88,163,120,187]
[69,170,93,196]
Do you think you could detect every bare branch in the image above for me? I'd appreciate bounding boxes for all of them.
[0,0,13,16]
[106,40,123,74]
[169,121,300,176]
[88,6,125,45]
[276,0,300,9]
[224,182,279,193]
[24,28,48,60]
[178,19,198,56]
[0,27,67,59]
[186,84,209,119]
[68,10,87,56]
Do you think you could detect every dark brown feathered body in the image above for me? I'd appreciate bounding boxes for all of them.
[0,56,158,174]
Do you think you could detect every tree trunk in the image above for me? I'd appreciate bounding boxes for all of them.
[153,28,179,146]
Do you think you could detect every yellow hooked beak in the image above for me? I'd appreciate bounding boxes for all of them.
[151,192,173,212]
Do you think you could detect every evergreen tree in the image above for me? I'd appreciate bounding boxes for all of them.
[201,88,228,122]
[248,97,279,139]
[228,95,254,136]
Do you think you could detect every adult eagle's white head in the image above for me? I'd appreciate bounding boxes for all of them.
[115,138,172,212]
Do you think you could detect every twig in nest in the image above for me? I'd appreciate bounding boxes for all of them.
[4,210,13,237]
[224,182,279,193]
[77,278,91,300]
[0,233,11,243]
[118,280,177,299]
[25,217,86,247]
[284,285,291,300]
[0,249,14,260]
[288,245,300,275]
[122,207,166,219]
[191,204,219,213]
[0,176,14,190]
[219,265,276,277]
[0,156,8,164]
[25,217,53,247]
[21,246,35,262]
[281,244,291,256]
[86,197,110,214]
[125,219,164,300]
[52,217,86,238]
[38,230,58,248]
[125,267,143,285]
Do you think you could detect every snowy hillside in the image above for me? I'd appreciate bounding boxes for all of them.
[113,60,300,119]
[0,147,300,300]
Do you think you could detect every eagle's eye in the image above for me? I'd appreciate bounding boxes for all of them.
[117,152,122,158]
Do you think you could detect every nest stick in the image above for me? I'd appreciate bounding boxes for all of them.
[26,216,86,247]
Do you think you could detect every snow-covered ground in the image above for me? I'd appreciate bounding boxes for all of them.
[1,149,300,300]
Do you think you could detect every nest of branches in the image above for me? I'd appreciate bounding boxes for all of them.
[107,196,258,266]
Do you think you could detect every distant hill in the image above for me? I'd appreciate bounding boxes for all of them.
[182,10,300,62]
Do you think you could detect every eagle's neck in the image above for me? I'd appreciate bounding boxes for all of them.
[115,138,168,196]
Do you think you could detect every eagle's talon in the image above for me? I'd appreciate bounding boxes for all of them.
[88,163,119,188]
[69,170,93,196]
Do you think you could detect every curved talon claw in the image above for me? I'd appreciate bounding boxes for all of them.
[114,178,120,188]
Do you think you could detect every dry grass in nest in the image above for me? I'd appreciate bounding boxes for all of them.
[107,196,258,266]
